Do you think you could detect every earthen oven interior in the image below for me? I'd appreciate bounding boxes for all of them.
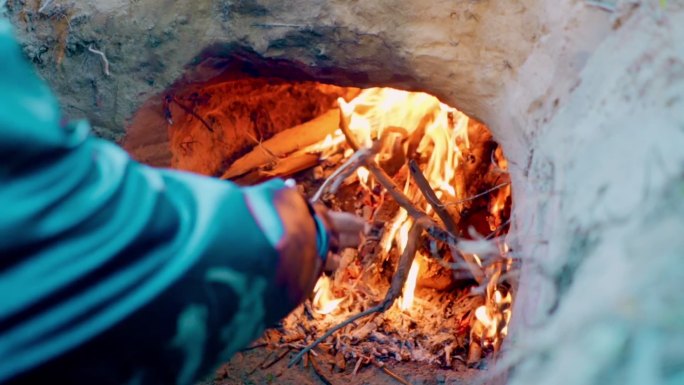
[125,50,516,384]
[7,1,684,385]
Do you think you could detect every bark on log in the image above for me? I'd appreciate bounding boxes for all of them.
[221,109,339,180]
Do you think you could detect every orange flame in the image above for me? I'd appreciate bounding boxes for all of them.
[399,259,420,311]
[336,88,473,312]
[312,276,343,315]
[357,166,370,188]
[474,289,513,346]
[308,87,512,349]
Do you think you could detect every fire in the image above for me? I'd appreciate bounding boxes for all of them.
[304,86,513,359]
[356,166,370,187]
[312,276,343,315]
[303,129,346,158]
[336,88,477,312]
[397,219,419,311]
[399,260,420,311]
[474,290,512,339]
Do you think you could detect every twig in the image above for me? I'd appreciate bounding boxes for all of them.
[251,23,306,29]
[289,220,425,367]
[87,45,110,76]
[444,182,510,207]
[336,100,486,282]
[409,159,483,283]
[311,147,373,203]
[240,342,268,352]
[486,218,511,240]
[309,353,333,385]
[337,100,450,235]
[408,159,459,232]
[352,356,365,375]
[168,96,214,133]
[378,365,414,385]
[247,350,273,375]
[245,130,279,166]
[261,348,291,369]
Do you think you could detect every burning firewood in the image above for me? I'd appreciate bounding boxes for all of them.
[234,87,517,376]
[289,220,426,366]
[336,99,485,282]
[220,108,340,180]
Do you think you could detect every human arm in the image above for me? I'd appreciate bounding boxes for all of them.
[0,20,361,385]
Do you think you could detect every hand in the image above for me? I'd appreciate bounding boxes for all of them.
[327,211,366,250]
[313,206,367,272]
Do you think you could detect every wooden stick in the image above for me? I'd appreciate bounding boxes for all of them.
[467,340,483,365]
[289,221,425,367]
[222,109,340,180]
[248,350,274,374]
[261,348,291,369]
[310,147,373,203]
[240,342,267,352]
[379,366,414,385]
[352,356,364,376]
[168,96,214,133]
[444,182,510,207]
[408,159,458,233]
[236,153,320,184]
[337,102,486,282]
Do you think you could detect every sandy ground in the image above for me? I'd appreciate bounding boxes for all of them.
[212,346,481,385]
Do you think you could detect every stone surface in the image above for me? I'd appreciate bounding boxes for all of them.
[5,1,684,385]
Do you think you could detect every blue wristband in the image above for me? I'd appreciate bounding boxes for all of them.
[313,215,329,263]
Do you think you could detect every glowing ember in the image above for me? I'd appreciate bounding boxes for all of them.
[312,276,343,315]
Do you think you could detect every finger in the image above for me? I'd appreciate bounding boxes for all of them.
[332,214,366,233]
[338,232,362,249]
[323,253,340,273]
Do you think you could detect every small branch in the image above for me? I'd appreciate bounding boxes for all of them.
[87,45,110,76]
[408,159,458,233]
[309,353,333,385]
[247,350,273,375]
[289,221,424,367]
[337,99,445,225]
[378,365,414,385]
[408,160,484,282]
[336,101,485,280]
[467,340,483,365]
[352,356,365,376]
[240,342,268,352]
[261,348,291,369]
[251,23,307,29]
[444,182,510,207]
[310,147,373,203]
[168,96,214,133]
